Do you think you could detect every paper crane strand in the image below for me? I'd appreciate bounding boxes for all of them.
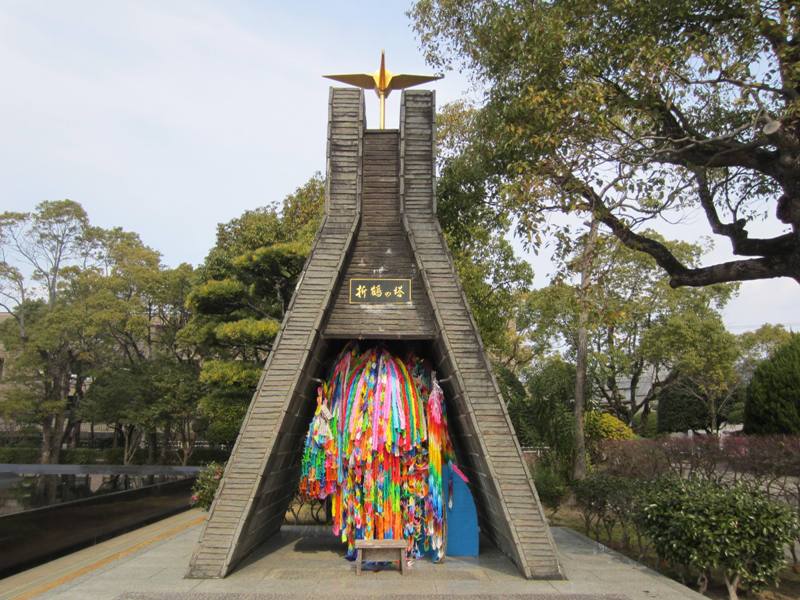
[299,345,452,559]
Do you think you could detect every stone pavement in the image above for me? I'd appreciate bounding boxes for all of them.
[0,510,704,599]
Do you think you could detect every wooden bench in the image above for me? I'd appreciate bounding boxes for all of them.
[354,539,408,575]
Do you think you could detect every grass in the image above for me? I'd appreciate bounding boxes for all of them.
[547,505,800,600]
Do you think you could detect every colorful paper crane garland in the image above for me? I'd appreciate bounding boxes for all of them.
[299,345,452,561]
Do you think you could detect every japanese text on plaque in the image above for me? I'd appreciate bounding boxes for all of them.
[349,278,411,304]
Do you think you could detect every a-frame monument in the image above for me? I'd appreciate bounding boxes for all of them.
[188,86,562,580]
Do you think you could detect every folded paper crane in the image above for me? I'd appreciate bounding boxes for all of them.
[324,50,442,128]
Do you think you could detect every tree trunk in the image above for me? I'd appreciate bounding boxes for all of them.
[724,572,740,600]
[628,367,641,427]
[66,419,80,448]
[179,422,193,466]
[573,217,600,481]
[40,413,66,465]
[147,431,157,464]
[40,418,54,465]
[574,317,589,480]
[160,422,171,465]
[709,395,718,433]
[53,412,65,464]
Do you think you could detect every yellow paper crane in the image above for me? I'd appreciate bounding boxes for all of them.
[324,51,442,129]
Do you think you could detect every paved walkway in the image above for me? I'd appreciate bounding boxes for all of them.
[0,510,703,599]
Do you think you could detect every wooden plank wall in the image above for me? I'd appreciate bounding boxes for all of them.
[187,88,365,578]
[189,86,561,581]
[399,90,562,579]
[324,130,434,338]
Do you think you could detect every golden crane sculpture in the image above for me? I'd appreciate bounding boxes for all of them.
[324,51,442,129]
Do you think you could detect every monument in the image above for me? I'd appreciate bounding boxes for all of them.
[188,55,561,580]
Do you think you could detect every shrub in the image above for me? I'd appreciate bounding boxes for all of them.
[0,445,230,466]
[191,461,225,510]
[187,447,231,466]
[497,364,536,447]
[598,439,670,481]
[744,334,800,434]
[523,357,577,473]
[638,477,799,600]
[61,447,130,464]
[572,472,646,552]
[584,411,635,461]
[0,432,40,447]
[659,435,729,483]
[533,465,568,515]
[632,410,658,438]
[0,447,40,463]
[656,383,710,433]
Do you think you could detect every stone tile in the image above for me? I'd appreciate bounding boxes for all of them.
[13,519,708,599]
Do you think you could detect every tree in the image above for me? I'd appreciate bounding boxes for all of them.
[69,227,201,463]
[495,364,533,448]
[411,0,800,287]
[183,175,324,444]
[744,333,800,434]
[522,356,577,477]
[737,323,793,381]
[642,310,740,432]
[436,102,534,366]
[81,365,157,465]
[655,379,713,433]
[0,199,202,464]
[0,201,98,463]
[586,235,734,425]
[522,232,734,427]
[150,359,203,465]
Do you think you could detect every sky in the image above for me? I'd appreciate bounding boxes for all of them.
[1,1,797,333]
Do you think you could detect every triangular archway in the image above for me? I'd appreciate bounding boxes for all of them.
[188,88,561,580]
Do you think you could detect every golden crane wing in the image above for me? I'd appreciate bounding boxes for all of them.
[386,73,442,92]
[323,73,377,90]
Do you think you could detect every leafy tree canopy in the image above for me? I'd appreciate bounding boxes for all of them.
[0,200,198,463]
[183,175,324,444]
[436,102,534,364]
[522,230,735,425]
[411,0,800,287]
[744,333,800,434]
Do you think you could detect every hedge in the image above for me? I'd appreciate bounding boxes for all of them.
[0,446,230,465]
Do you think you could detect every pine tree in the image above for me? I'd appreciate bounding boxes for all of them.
[744,335,800,434]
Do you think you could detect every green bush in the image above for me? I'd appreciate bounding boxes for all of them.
[0,432,40,447]
[497,364,536,446]
[533,465,568,514]
[0,446,230,466]
[526,357,577,467]
[745,334,800,434]
[191,461,226,510]
[60,448,130,464]
[186,447,231,466]
[572,472,645,551]
[0,447,40,463]
[631,410,658,438]
[584,411,636,462]
[656,383,710,433]
[638,477,799,600]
